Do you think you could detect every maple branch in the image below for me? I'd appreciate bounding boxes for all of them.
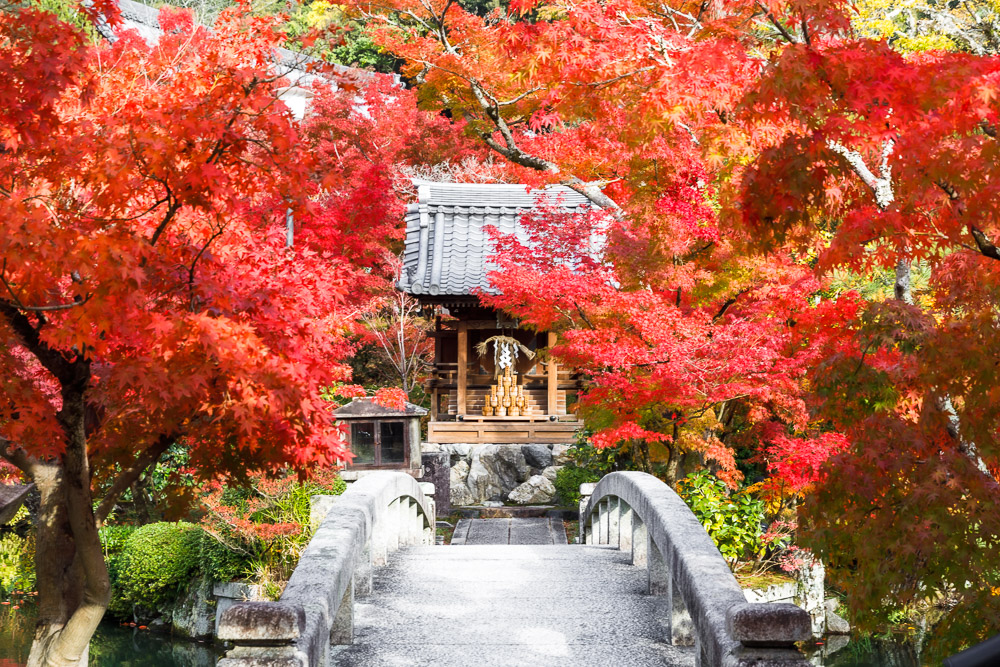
[94,433,176,526]
[968,226,1000,261]
[565,66,656,90]
[676,121,701,146]
[935,394,1000,493]
[712,287,750,323]
[188,223,228,311]
[756,3,798,44]
[933,180,1000,262]
[148,197,182,246]
[572,300,595,329]
[495,88,544,107]
[0,436,33,476]
[0,267,92,313]
[0,299,81,387]
[827,138,895,210]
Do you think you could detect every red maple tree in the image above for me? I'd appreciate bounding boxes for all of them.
[349,0,1000,652]
[0,3,432,662]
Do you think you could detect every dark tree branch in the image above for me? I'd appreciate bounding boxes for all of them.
[934,180,1000,261]
[0,299,77,384]
[94,433,177,526]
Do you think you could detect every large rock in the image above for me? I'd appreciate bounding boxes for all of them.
[541,465,563,482]
[824,598,851,634]
[508,475,556,505]
[796,555,826,637]
[492,445,531,488]
[521,444,552,469]
[465,450,503,503]
[551,444,573,465]
[450,460,475,507]
[445,443,472,458]
[169,577,215,639]
[465,445,530,502]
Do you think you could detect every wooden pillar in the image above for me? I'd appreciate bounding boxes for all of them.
[431,314,441,420]
[458,321,468,416]
[547,331,558,416]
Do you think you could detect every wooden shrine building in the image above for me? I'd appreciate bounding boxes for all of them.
[398,182,589,445]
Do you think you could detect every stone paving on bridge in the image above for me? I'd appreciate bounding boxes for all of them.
[330,535,697,667]
[451,517,568,545]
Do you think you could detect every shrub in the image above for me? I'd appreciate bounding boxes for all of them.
[0,506,34,595]
[553,467,602,506]
[199,468,347,594]
[677,470,767,567]
[110,522,202,616]
[99,524,137,593]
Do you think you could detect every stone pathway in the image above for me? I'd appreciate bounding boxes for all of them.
[330,544,696,667]
[451,517,567,545]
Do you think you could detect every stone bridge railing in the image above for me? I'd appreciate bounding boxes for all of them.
[581,472,811,667]
[217,471,435,667]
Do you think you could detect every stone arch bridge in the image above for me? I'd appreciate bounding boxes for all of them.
[216,471,812,667]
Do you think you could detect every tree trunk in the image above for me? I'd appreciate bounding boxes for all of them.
[27,376,110,667]
[894,258,913,304]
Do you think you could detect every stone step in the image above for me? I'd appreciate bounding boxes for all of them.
[452,517,567,545]
[399,544,622,559]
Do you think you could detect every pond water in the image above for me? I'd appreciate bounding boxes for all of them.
[801,635,923,666]
[0,595,222,667]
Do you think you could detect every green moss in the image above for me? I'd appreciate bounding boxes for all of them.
[736,570,795,590]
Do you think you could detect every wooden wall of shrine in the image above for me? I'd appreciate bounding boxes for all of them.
[424,305,580,444]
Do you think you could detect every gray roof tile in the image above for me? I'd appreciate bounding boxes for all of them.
[398,181,592,298]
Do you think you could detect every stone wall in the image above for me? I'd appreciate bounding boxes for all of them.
[421,442,573,506]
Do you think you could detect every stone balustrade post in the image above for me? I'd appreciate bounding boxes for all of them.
[217,602,307,666]
[608,497,621,548]
[727,603,812,665]
[330,580,354,645]
[647,534,695,646]
[371,507,388,567]
[418,482,436,545]
[387,498,401,553]
[579,483,596,544]
[354,542,373,597]
[631,514,648,567]
[407,498,420,545]
[598,498,610,544]
[619,501,634,554]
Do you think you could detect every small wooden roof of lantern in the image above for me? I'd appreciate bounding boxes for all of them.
[333,398,427,479]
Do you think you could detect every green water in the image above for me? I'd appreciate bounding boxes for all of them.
[0,596,222,667]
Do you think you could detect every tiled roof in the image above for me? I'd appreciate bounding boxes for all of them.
[397,182,593,298]
[332,397,427,418]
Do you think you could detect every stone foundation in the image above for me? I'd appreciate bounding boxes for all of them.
[421,442,573,506]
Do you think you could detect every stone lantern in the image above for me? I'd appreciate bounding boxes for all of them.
[333,397,427,481]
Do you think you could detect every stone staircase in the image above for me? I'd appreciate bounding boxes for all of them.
[329,543,696,667]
